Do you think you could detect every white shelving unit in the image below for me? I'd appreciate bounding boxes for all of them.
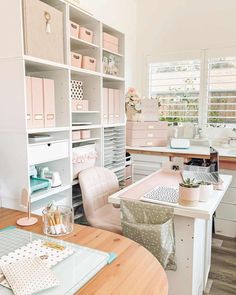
[0,0,125,220]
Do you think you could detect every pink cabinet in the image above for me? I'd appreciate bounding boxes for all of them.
[126,121,168,147]
[31,77,44,129]
[43,79,55,128]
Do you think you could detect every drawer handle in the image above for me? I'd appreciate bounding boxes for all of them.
[85,30,91,35]
[89,59,95,63]
[74,55,81,60]
[47,143,51,147]
[71,24,78,29]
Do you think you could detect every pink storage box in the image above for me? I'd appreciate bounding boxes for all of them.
[79,27,94,43]
[103,32,119,53]
[72,130,81,141]
[81,130,91,139]
[70,21,80,38]
[71,100,88,111]
[126,138,167,147]
[82,56,96,71]
[126,129,168,139]
[126,121,168,130]
[71,52,82,68]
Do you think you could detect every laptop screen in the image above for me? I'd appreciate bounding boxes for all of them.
[210,146,219,182]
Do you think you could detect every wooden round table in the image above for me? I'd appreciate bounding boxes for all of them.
[0,208,168,295]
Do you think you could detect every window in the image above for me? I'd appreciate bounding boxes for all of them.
[149,60,201,123]
[207,57,236,124]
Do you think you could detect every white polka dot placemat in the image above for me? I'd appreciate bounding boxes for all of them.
[1,257,59,295]
[142,185,179,204]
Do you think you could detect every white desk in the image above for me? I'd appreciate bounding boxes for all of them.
[109,170,232,295]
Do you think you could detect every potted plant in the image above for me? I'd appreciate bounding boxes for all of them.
[198,181,213,202]
[179,178,200,207]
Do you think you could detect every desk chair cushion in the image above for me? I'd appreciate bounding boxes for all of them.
[120,199,176,271]
[79,167,121,234]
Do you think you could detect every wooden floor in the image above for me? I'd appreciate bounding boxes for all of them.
[204,235,236,295]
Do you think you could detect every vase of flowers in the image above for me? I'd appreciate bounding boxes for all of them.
[125,88,143,121]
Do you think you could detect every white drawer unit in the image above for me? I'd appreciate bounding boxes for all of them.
[216,203,236,221]
[28,140,69,165]
[220,169,236,187]
[221,187,236,204]
[215,218,236,238]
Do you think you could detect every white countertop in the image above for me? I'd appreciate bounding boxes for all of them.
[109,172,232,220]
[126,145,236,158]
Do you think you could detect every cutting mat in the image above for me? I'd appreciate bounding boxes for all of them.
[0,227,113,295]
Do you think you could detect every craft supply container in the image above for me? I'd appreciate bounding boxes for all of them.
[42,205,74,236]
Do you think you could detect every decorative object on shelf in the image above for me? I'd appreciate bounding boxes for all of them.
[103,32,119,53]
[71,52,82,68]
[82,56,97,71]
[72,144,97,179]
[103,53,119,76]
[126,121,168,147]
[71,80,83,100]
[79,27,94,43]
[198,181,213,202]
[16,189,38,226]
[38,167,62,188]
[23,0,64,63]
[178,178,200,207]
[125,88,159,122]
[42,203,74,236]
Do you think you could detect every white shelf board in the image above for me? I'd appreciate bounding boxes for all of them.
[71,66,101,77]
[72,111,100,114]
[28,139,68,146]
[27,127,70,134]
[70,36,99,49]
[71,124,101,130]
[103,48,123,57]
[24,55,68,71]
[31,184,71,203]
[103,74,125,82]
[72,137,100,144]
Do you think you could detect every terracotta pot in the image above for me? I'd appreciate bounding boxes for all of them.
[199,184,213,202]
[179,184,200,207]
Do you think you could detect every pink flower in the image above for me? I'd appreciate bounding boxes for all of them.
[128,87,135,93]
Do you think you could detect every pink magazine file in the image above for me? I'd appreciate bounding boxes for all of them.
[26,76,33,129]
[114,89,120,123]
[31,77,44,129]
[43,79,55,128]
[103,88,108,124]
[108,89,114,124]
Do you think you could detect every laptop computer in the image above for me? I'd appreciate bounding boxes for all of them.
[182,146,220,184]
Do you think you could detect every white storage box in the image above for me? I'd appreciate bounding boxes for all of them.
[72,144,97,179]
[28,140,69,165]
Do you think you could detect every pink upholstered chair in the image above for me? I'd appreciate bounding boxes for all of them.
[78,167,122,234]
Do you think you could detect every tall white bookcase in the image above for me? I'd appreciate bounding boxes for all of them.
[0,0,125,220]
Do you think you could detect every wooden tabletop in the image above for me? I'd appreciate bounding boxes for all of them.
[0,208,168,295]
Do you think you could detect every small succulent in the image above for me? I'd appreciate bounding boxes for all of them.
[180,178,199,188]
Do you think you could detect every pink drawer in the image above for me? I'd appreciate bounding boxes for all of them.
[81,130,91,139]
[71,100,88,111]
[126,137,168,147]
[79,27,93,43]
[103,40,118,53]
[70,21,79,38]
[71,52,82,68]
[82,56,96,71]
[126,129,168,139]
[103,32,118,45]
[72,130,81,141]
[126,121,168,130]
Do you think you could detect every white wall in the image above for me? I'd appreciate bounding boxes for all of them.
[136,0,236,93]
[79,0,138,88]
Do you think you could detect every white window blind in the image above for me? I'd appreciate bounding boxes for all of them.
[207,57,236,124]
[149,60,201,123]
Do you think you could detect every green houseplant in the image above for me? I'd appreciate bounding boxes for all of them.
[179,178,200,207]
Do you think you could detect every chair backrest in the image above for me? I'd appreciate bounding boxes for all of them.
[120,199,177,271]
[79,167,119,217]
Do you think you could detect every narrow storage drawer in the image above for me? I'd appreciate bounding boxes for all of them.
[215,218,236,238]
[28,140,69,165]
[215,203,236,221]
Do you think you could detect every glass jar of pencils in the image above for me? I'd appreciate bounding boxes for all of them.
[42,205,74,236]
